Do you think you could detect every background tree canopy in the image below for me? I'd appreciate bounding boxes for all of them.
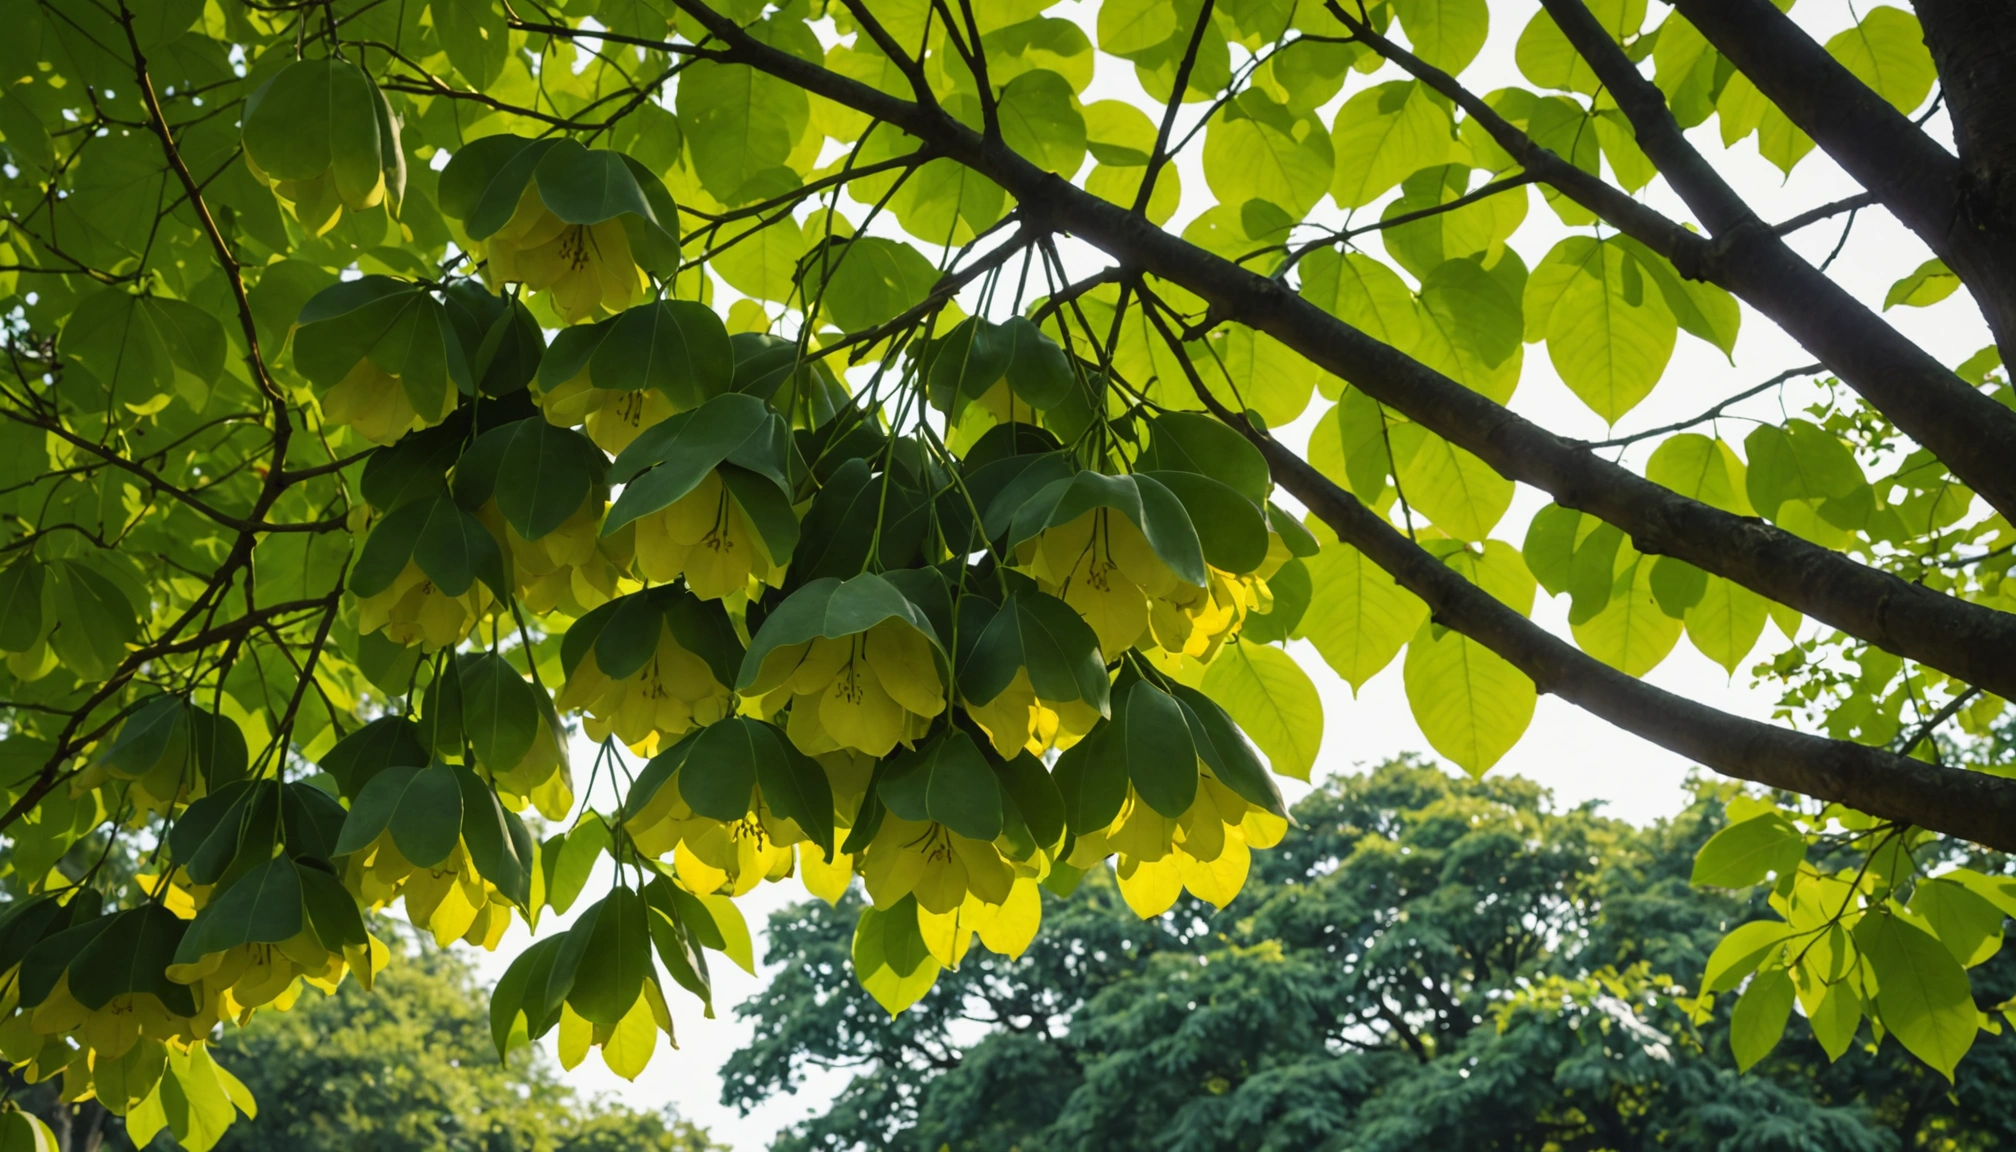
[6,928,724,1150]
[0,0,2014,1145]
[729,760,2016,1151]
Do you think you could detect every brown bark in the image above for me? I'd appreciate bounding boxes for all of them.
[1674,0,2016,376]
[662,0,2016,848]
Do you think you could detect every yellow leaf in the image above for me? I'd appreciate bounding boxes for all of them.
[1116,854,1184,919]
[599,987,660,1081]
[799,843,854,905]
[558,1002,592,1071]
[976,878,1043,958]
[1180,837,1251,909]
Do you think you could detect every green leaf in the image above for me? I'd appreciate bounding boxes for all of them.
[387,762,465,868]
[1147,471,1271,574]
[1645,434,1752,515]
[798,237,939,333]
[1684,575,1769,675]
[1516,10,1597,93]
[173,856,304,965]
[555,887,653,1026]
[592,300,736,407]
[48,559,139,682]
[1413,255,1524,405]
[1299,521,1429,691]
[1855,912,1977,1079]
[0,559,44,652]
[1743,420,1865,521]
[547,816,611,916]
[852,896,940,1016]
[1114,679,1198,817]
[1529,238,1677,423]
[1241,555,1310,644]
[293,277,474,415]
[1909,878,2005,968]
[412,495,509,599]
[456,653,542,773]
[1704,919,1795,993]
[1137,411,1271,504]
[1730,964,1795,1072]
[739,572,946,689]
[1001,317,1075,409]
[1329,81,1453,209]
[241,57,388,202]
[1204,93,1333,218]
[996,69,1087,177]
[1403,618,1535,775]
[682,718,767,821]
[1167,683,1287,818]
[1397,429,1514,541]
[959,589,1111,714]
[1380,166,1528,285]
[1611,236,1741,357]
[492,935,567,1057]
[69,904,194,1016]
[1006,471,1209,587]
[1692,813,1805,888]
[1825,6,1936,115]
[1390,0,1490,73]
[642,877,715,1011]
[59,290,228,412]
[1299,249,1421,361]
[1053,723,1126,834]
[879,730,1005,841]
[1198,641,1322,781]
[753,728,836,856]
[1098,0,1178,55]
[927,318,1013,416]
[1884,258,1960,311]
[1202,324,1320,427]
[995,751,1068,852]
[494,420,601,541]
[1571,557,1681,676]
[604,394,776,533]
[431,0,509,92]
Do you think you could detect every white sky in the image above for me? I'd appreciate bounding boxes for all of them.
[457,2,1991,1147]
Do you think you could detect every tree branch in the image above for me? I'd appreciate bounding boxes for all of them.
[1586,364,1823,449]
[1147,299,2016,851]
[1368,0,2016,529]
[667,0,2016,711]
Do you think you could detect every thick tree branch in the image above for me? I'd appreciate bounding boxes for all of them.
[1161,330,2016,852]
[1915,0,2016,360]
[1672,0,2016,365]
[1667,0,1959,243]
[661,0,2016,708]
[1362,0,2016,528]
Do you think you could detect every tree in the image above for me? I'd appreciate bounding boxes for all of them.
[0,0,2014,1143]
[206,932,722,1152]
[727,760,2016,1151]
[6,929,722,1152]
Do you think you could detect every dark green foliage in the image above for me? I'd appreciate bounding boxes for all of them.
[725,760,2016,1151]
[204,931,721,1152]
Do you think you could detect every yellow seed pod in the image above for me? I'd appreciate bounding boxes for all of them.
[558,586,743,759]
[858,815,1016,916]
[486,190,649,325]
[241,58,403,236]
[354,559,493,652]
[631,470,786,600]
[441,137,679,326]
